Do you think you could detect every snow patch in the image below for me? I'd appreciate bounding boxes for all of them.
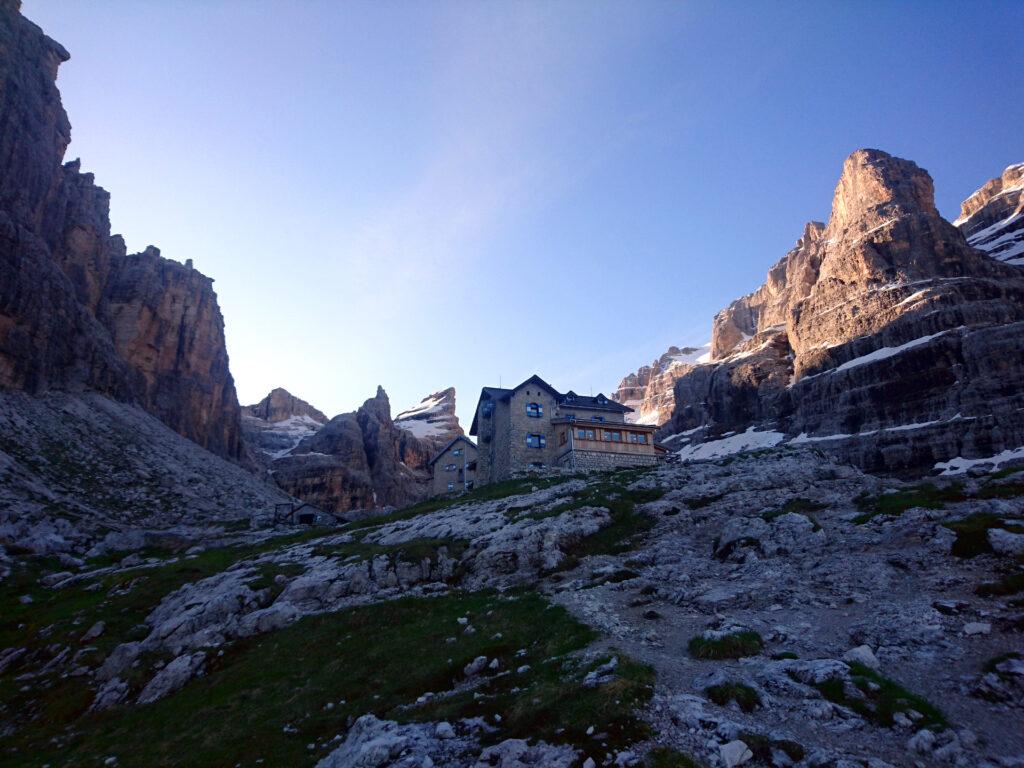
[676,427,785,461]
[934,445,1024,476]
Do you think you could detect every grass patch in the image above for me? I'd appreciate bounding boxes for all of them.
[990,466,1024,480]
[976,567,1024,597]
[311,536,468,569]
[813,662,947,730]
[645,747,708,768]
[772,651,799,660]
[943,514,1024,559]
[738,732,804,763]
[350,476,575,530]
[983,652,1022,675]
[705,682,761,712]
[0,590,653,768]
[763,497,826,523]
[853,482,966,524]
[682,492,725,510]
[688,631,763,660]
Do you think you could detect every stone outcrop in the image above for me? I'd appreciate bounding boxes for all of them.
[955,162,1024,265]
[612,345,709,426]
[660,149,1024,472]
[271,387,433,514]
[0,2,245,460]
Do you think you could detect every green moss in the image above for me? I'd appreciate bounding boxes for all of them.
[763,498,827,522]
[853,482,966,524]
[688,631,763,660]
[813,662,947,731]
[645,746,708,768]
[705,682,761,712]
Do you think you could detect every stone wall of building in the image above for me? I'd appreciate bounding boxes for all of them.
[505,386,561,475]
[555,449,659,472]
[430,440,478,496]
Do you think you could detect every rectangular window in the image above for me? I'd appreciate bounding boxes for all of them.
[586,429,595,440]
[445,463,457,471]
[453,448,462,456]
[525,434,546,449]
[577,428,586,439]
[636,434,647,444]
[525,402,543,418]
[607,431,621,442]
[603,431,611,442]
[447,482,455,492]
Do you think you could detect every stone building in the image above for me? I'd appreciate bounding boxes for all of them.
[428,435,478,496]
[469,375,661,484]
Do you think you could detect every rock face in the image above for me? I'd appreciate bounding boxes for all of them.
[0,2,244,460]
[660,149,1024,472]
[613,345,709,426]
[394,387,463,450]
[271,387,433,514]
[242,387,327,424]
[241,388,328,461]
[955,162,1024,265]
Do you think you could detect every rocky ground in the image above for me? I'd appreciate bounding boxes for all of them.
[0,391,289,559]
[2,447,1022,767]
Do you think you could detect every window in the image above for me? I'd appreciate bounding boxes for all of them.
[444,463,457,471]
[636,433,647,444]
[604,431,621,442]
[530,462,546,469]
[525,402,543,418]
[577,428,595,440]
[591,415,605,423]
[453,448,463,457]
[525,434,546,449]
[482,401,494,417]
[466,481,474,490]
[447,482,455,492]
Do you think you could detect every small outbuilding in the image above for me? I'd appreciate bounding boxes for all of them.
[429,435,478,497]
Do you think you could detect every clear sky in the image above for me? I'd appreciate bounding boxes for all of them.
[25,0,1024,427]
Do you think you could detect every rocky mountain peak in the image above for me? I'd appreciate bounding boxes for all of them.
[659,149,1024,473]
[394,387,462,443]
[827,148,937,236]
[242,387,327,424]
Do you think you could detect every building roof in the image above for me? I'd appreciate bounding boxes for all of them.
[469,375,633,435]
[428,434,478,466]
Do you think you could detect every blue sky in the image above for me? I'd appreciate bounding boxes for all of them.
[26,0,1024,427]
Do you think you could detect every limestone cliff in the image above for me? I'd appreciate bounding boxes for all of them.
[955,162,1024,265]
[241,388,328,462]
[661,149,1024,472]
[271,387,432,514]
[0,2,245,460]
[612,346,709,426]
